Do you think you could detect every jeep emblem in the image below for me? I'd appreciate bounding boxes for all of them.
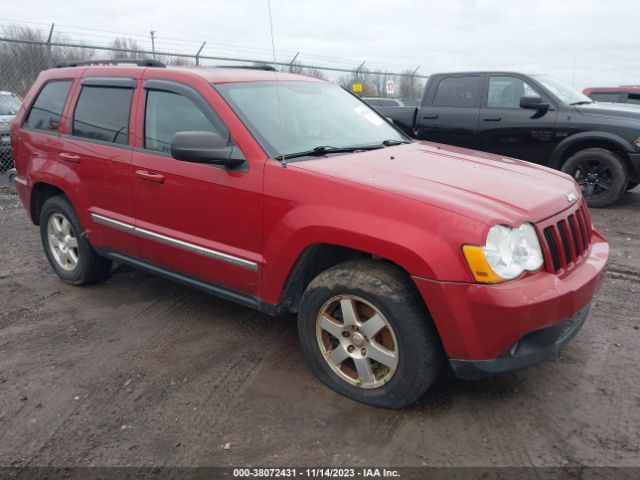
[566,192,578,202]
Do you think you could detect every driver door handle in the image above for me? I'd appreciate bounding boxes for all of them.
[135,170,165,184]
[483,116,502,121]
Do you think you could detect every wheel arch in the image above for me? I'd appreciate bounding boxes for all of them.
[274,243,421,316]
[550,132,633,173]
[30,182,68,225]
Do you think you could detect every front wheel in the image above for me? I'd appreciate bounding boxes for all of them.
[297,260,443,409]
[561,148,628,208]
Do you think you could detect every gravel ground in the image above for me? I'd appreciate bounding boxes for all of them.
[0,185,639,468]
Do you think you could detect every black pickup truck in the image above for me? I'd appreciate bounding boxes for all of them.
[378,72,640,207]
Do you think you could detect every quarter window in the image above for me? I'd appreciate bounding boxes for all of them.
[488,76,540,108]
[24,80,72,132]
[433,76,481,107]
[72,86,133,145]
[144,90,224,153]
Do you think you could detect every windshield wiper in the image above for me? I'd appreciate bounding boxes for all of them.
[570,100,593,105]
[281,144,384,161]
[382,139,411,146]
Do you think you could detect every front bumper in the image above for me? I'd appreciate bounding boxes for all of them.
[412,229,608,368]
[450,304,589,379]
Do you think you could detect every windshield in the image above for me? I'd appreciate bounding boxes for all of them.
[0,94,21,116]
[216,81,406,158]
[532,75,592,105]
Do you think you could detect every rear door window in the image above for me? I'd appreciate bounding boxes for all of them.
[433,76,482,107]
[72,86,134,145]
[24,80,72,132]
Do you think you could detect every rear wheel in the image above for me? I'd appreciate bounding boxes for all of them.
[40,195,112,285]
[297,260,443,409]
[561,148,628,207]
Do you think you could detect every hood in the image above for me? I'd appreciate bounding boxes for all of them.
[290,142,581,226]
[576,102,640,122]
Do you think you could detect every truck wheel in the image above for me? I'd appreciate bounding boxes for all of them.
[561,148,628,208]
[40,195,112,285]
[298,260,443,409]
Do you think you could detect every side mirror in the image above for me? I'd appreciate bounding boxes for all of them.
[520,96,550,111]
[170,131,245,169]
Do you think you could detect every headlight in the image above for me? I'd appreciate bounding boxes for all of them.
[463,223,543,283]
[634,135,640,149]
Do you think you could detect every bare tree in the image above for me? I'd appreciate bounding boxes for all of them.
[288,61,327,80]
[370,70,391,97]
[397,69,422,99]
[0,25,94,95]
[110,37,142,59]
[338,67,375,96]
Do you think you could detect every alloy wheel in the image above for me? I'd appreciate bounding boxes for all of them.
[47,212,79,271]
[315,295,399,389]
[572,159,614,200]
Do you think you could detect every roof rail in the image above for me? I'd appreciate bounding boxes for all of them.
[56,59,166,68]
[215,65,277,72]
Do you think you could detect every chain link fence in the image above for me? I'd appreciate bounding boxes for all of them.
[0,27,429,184]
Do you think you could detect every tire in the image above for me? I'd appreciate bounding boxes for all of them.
[627,181,639,191]
[561,148,628,208]
[297,259,443,409]
[39,195,112,285]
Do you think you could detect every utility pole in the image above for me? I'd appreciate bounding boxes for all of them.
[150,30,156,59]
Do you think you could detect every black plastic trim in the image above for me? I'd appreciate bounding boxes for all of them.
[57,59,165,68]
[60,134,134,150]
[81,77,137,88]
[98,250,277,315]
[628,153,640,182]
[450,304,590,379]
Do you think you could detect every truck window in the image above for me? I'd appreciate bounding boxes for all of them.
[144,90,224,153]
[626,94,640,105]
[24,80,72,132]
[433,76,481,107]
[588,92,620,103]
[487,76,540,108]
[72,86,133,145]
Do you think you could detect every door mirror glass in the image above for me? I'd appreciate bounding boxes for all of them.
[520,96,550,111]
[170,131,245,168]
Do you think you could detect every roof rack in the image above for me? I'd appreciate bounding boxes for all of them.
[56,59,166,68]
[215,65,277,72]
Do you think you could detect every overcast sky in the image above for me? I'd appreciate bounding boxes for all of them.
[1,0,637,89]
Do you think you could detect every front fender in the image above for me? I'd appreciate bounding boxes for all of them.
[550,131,635,169]
[260,197,482,306]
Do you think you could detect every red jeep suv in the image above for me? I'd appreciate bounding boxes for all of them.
[11,60,608,408]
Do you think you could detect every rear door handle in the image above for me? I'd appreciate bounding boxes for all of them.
[422,114,439,119]
[483,116,502,121]
[58,152,81,164]
[135,170,165,184]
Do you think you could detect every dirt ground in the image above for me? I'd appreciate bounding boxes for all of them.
[0,185,639,468]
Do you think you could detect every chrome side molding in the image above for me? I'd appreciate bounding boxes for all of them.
[90,213,259,271]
